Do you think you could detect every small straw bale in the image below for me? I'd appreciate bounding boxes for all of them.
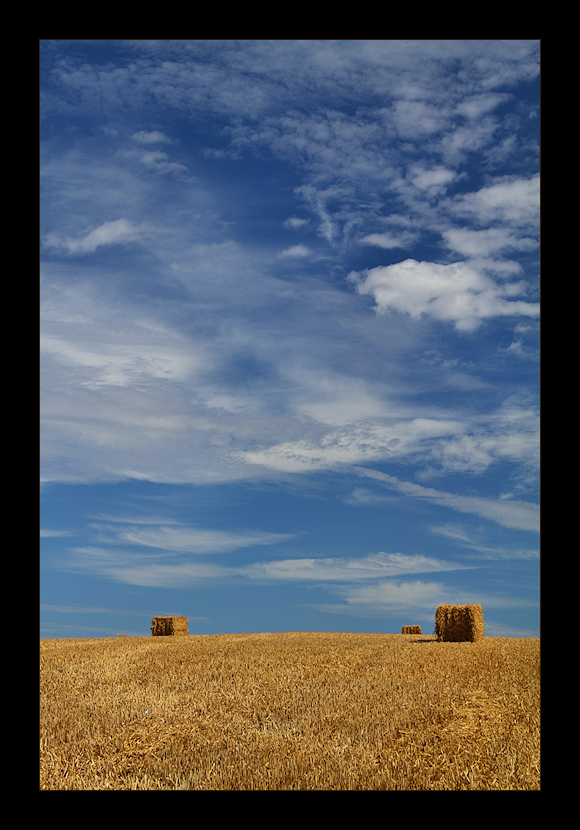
[401,625,422,634]
[435,604,484,642]
[150,616,189,637]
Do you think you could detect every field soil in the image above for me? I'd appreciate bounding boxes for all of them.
[40,631,540,790]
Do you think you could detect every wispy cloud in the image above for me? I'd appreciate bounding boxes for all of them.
[242,552,474,582]
[44,218,152,255]
[92,522,294,554]
[314,579,538,619]
[61,544,473,591]
[40,604,150,616]
[237,430,419,474]
[429,523,539,559]
[353,468,539,532]
[40,528,72,538]
[67,549,234,588]
[236,399,538,482]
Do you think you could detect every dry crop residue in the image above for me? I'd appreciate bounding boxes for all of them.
[40,632,540,790]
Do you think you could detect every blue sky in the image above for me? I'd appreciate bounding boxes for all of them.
[40,41,540,639]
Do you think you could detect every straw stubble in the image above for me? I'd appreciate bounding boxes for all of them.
[40,631,539,790]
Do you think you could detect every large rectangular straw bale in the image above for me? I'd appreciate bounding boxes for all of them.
[435,604,484,642]
[401,625,422,634]
[150,616,189,636]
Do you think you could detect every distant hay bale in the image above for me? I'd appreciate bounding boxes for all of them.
[435,604,484,642]
[150,616,189,637]
[401,626,422,634]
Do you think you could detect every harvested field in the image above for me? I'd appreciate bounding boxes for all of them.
[39,631,540,790]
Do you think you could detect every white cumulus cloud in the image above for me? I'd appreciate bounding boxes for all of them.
[349,258,539,331]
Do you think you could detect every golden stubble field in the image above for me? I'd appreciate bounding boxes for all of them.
[40,631,540,790]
